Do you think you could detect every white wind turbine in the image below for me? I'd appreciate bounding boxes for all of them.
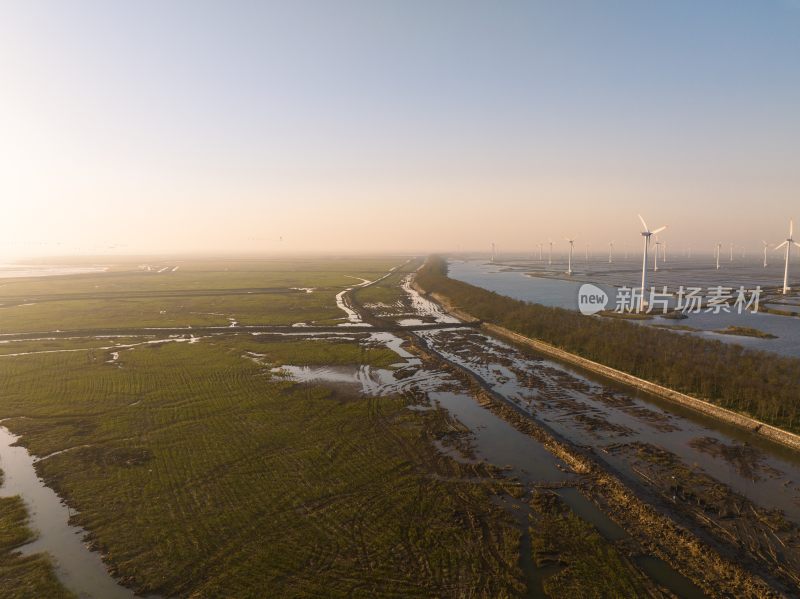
[538,243,543,261]
[548,240,553,266]
[491,242,496,263]
[653,236,662,272]
[775,219,800,294]
[564,237,576,275]
[608,241,614,263]
[762,241,769,268]
[637,215,667,311]
[715,243,721,269]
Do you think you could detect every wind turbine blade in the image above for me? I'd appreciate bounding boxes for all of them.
[762,240,768,246]
[795,242,800,249]
[651,225,667,235]
[775,241,789,250]
[637,214,649,232]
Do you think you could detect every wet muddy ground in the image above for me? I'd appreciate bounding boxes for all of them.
[412,326,800,590]
[345,270,800,594]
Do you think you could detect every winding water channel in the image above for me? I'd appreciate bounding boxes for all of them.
[0,426,137,599]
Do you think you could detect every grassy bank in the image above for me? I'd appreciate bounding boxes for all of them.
[416,256,800,434]
[0,488,73,598]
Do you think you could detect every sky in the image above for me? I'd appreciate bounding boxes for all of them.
[1,0,799,259]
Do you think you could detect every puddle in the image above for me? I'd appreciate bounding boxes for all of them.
[270,360,444,397]
[431,392,569,485]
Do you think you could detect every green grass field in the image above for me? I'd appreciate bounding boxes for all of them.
[0,258,525,597]
[2,337,522,597]
[0,258,405,332]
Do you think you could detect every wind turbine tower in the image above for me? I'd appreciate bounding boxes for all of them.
[775,220,800,294]
[637,215,667,311]
[564,238,575,275]
[654,237,662,272]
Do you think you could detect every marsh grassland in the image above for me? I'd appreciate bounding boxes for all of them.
[0,258,401,332]
[3,255,797,598]
[0,258,523,597]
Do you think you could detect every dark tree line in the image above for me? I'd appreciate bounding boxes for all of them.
[417,256,800,433]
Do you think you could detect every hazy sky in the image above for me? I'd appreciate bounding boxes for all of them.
[1,1,799,258]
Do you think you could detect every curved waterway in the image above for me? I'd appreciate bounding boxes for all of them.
[0,426,138,598]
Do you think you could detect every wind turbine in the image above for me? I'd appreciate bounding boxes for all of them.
[585,243,590,263]
[762,241,769,268]
[775,219,800,294]
[715,243,721,269]
[653,236,662,272]
[729,243,734,262]
[538,243,543,261]
[637,215,667,311]
[564,237,575,275]
[548,240,553,266]
[608,241,614,263]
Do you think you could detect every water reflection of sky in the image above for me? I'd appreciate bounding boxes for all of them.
[448,259,800,358]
